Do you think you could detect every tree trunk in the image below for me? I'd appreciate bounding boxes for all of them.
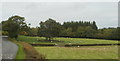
[45,37,48,40]
[48,37,51,41]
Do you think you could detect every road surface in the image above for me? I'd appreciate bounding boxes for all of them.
[2,36,18,59]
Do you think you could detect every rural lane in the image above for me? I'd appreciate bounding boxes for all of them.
[2,36,18,59]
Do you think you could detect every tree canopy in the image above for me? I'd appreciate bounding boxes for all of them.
[38,18,62,41]
[2,15,27,38]
[1,15,119,40]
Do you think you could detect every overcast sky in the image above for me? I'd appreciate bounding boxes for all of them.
[1,2,118,28]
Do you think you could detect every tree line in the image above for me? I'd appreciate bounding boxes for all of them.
[1,15,120,40]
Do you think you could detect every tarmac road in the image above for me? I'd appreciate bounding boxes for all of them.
[2,36,18,59]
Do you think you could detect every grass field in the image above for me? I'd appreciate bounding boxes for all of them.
[17,35,119,59]
[17,35,118,44]
[35,46,118,59]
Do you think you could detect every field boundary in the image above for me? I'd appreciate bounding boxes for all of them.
[30,43,120,47]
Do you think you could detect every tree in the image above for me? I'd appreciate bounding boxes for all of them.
[75,26,96,38]
[2,15,26,38]
[38,18,62,41]
[91,21,98,30]
[84,26,96,37]
[117,27,120,39]
[60,27,75,37]
[0,23,2,31]
[27,27,38,36]
[94,28,119,40]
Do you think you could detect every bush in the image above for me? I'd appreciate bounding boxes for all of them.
[30,43,56,46]
[19,31,28,36]
[20,42,45,60]
[2,31,9,36]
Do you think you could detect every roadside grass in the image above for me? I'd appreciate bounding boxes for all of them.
[9,38,25,59]
[9,38,45,59]
[18,35,118,45]
[20,42,45,59]
[15,42,26,59]
[35,46,118,59]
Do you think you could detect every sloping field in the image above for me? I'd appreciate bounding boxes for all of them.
[18,36,118,45]
[35,46,118,59]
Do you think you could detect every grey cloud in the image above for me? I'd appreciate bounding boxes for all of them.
[1,2,118,28]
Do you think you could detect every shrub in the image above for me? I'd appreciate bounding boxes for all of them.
[30,43,56,46]
[19,31,28,36]
[2,31,9,36]
[20,42,45,60]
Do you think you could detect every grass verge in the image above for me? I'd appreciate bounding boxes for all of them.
[20,42,45,60]
[15,42,26,59]
[9,38,26,59]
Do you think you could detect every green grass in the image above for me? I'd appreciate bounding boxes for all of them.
[35,46,118,59]
[17,35,118,45]
[17,36,119,59]
[15,42,26,59]
[17,36,47,43]
[55,37,118,44]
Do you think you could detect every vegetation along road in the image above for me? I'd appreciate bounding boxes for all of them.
[2,36,18,59]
